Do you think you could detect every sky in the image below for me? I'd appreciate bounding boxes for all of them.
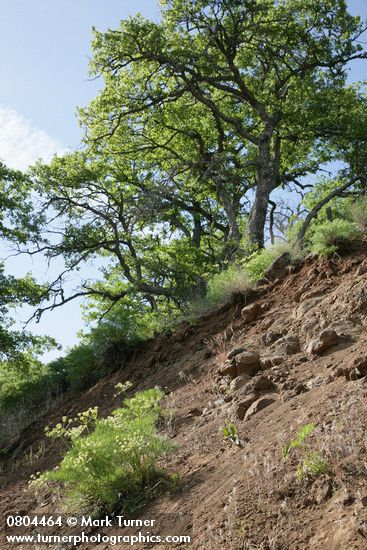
[0,0,366,361]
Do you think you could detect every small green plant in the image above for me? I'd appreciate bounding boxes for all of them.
[310,219,363,256]
[282,423,329,481]
[113,380,133,398]
[296,452,328,480]
[168,472,181,493]
[206,265,251,306]
[25,441,46,466]
[45,407,99,448]
[31,388,177,514]
[221,420,241,446]
[282,423,315,460]
[349,196,367,232]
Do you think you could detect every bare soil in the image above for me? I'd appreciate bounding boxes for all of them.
[1,247,367,549]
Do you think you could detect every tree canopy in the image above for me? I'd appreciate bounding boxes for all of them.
[7,0,367,327]
[0,163,55,364]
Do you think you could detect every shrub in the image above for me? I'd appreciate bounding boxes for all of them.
[56,343,103,392]
[221,420,241,446]
[244,241,300,283]
[282,423,315,460]
[206,264,251,305]
[30,387,177,514]
[310,219,363,256]
[281,423,328,481]
[348,197,367,232]
[296,452,328,480]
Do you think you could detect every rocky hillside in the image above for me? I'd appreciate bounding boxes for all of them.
[1,246,367,549]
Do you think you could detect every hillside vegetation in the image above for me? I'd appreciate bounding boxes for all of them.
[0,1,367,548]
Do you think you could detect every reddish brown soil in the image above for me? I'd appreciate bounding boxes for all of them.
[1,247,367,549]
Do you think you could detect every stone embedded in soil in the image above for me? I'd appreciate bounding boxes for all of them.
[294,296,324,320]
[234,393,258,420]
[306,375,333,389]
[334,355,367,380]
[283,334,300,354]
[241,302,261,323]
[311,478,333,505]
[260,355,285,370]
[352,355,367,378]
[218,359,236,378]
[186,408,203,417]
[229,374,251,392]
[356,262,367,276]
[235,352,261,376]
[263,251,292,282]
[251,375,277,392]
[226,347,246,360]
[262,330,282,346]
[307,329,339,355]
[271,334,300,355]
[244,396,276,420]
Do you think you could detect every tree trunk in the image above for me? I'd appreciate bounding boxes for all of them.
[247,184,270,248]
[247,134,274,248]
[214,177,241,244]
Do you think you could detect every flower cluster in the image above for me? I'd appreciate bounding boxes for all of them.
[31,387,177,513]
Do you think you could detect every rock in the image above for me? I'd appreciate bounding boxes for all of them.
[335,355,367,380]
[260,357,272,370]
[262,330,282,346]
[263,252,292,282]
[241,302,261,323]
[311,478,333,505]
[251,375,277,392]
[218,359,236,378]
[227,347,246,360]
[260,355,285,370]
[331,365,346,379]
[229,374,251,392]
[352,356,367,378]
[294,297,324,320]
[356,262,367,276]
[186,408,202,418]
[306,375,333,389]
[235,352,261,376]
[272,334,300,355]
[244,396,276,421]
[235,394,258,420]
[214,398,226,407]
[283,335,300,354]
[307,329,339,355]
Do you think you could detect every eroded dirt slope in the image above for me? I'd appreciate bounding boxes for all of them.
[1,248,367,549]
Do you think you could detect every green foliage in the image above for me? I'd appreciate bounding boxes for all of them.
[114,381,133,398]
[296,452,329,480]
[31,388,177,514]
[49,343,103,392]
[1,1,367,449]
[282,423,316,460]
[206,265,251,306]
[282,423,328,481]
[221,420,241,446]
[44,407,99,448]
[309,219,363,256]
[20,0,366,325]
[348,197,367,232]
[243,241,300,283]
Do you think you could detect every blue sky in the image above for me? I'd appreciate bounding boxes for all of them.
[0,0,366,360]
